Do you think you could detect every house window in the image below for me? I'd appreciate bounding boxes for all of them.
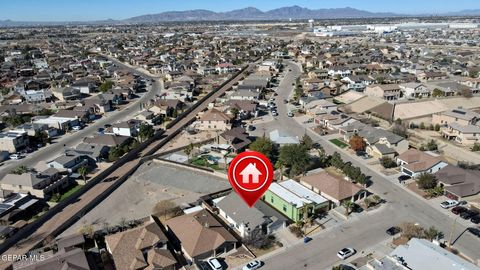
[270,197,274,203]
[283,205,287,212]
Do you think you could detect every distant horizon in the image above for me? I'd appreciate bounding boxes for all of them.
[0,0,479,22]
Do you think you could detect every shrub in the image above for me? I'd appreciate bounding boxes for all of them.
[380,157,397,168]
[416,173,437,190]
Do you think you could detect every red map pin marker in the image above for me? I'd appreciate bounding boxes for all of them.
[228,151,273,208]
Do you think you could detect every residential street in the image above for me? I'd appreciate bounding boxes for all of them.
[0,62,163,179]
[252,61,480,270]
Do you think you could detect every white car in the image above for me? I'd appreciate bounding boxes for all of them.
[206,258,223,270]
[337,247,356,260]
[440,200,459,209]
[287,111,294,117]
[72,125,82,131]
[10,154,22,160]
[242,260,262,270]
[271,110,278,116]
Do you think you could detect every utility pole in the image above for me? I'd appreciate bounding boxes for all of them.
[448,216,458,248]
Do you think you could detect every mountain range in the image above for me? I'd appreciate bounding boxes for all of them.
[1,6,480,26]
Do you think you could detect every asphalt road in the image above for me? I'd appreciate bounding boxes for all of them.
[0,63,163,179]
[253,61,480,270]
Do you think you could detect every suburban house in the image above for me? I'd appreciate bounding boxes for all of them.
[12,234,90,270]
[269,130,299,145]
[441,122,480,146]
[164,209,237,263]
[396,149,448,178]
[0,130,29,153]
[83,134,131,148]
[219,127,251,153]
[195,108,231,131]
[263,179,329,222]
[390,238,479,270]
[0,168,72,199]
[230,89,260,101]
[435,165,480,200]
[105,217,178,270]
[52,86,81,101]
[46,153,92,173]
[225,100,258,120]
[432,108,479,127]
[300,170,367,208]
[339,121,408,158]
[399,83,431,99]
[215,192,287,238]
[69,143,109,161]
[314,113,356,130]
[109,120,142,137]
[0,192,41,225]
[365,84,401,101]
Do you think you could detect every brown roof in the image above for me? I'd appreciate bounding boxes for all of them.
[436,165,480,198]
[200,108,231,122]
[397,149,444,173]
[83,134,130,147]
[300,171,363,201]
[105,221,175,270]
[165,209,237,258]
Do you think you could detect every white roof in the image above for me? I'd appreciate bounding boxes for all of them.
[390,238,480,270]
[34,116,72,125]
[268,179,328,208]
[269,130,299,145]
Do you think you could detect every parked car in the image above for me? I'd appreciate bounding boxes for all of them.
[467,227,480,237]
[287,111,294,117]
[460,210,479,220]
[283,99,288,104]
[242,260,262,270]
[271,110,278,116]
[337,248,356,260]
[397,175,411,183]
[206,258,223,270]
[451,206,468,215]
[72,125,82,131]
[471,215,480,224]
[247,125,255,131]
[10,154,22,160]
[440,200,459,209]
[386,226,401,236]
[303,236,312,243]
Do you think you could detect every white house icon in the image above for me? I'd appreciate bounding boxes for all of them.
[239,162,263,184]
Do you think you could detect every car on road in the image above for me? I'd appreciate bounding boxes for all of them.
[440,200,459,209]
[206,258,223,270]
[303,236,312,243]
[386,226,401,236]
[451,206,468,215]
[271,110,278,116]
[460,210,479,220]
[242,260,262,270]
[10,154,22,160]
[72,125,82,131]
[287,111,294,117]
[467,227,480,237]
[471,215,480,224]
[337,248,355,260]
[283,99,288,104]
[247,125,255,131]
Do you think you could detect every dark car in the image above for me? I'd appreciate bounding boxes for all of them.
[386,226,401,236]
[460,210,479,220]
[397,175,411,182]
[451,206,468,215]
[471,215,480,224]
[467,227,480,237]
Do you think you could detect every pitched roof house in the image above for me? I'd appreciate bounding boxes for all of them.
[435,165,480,200]
[164,209,237,262]
[105,219,177,270]
[396,149,448,178]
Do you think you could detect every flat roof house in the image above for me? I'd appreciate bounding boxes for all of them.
[396,149,448,178]
[164,209,237,263]
[300,170,367,207]
[0,130,29,153]
[390,238,479,270]
[263,179,329,222]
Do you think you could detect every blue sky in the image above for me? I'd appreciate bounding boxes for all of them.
[0,0,479,21]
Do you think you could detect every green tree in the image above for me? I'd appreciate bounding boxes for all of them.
[108,146,124,162]
[138,124,154,142]
[349,135,366,152]
[99,80,114,92]
[380,156,397,168]
[78,166,88,184]
[230,107,240,119]
[249,137,275,161]
[11,165,29,175]
[300,134,313,149]
[472,143,480,152]
[343,200,353,218]
[424,226,442,241]
[432,88,443,98]
[278,144,310,177]
[425,140,438,151]
[330,152,344,169]
[416,173,437,190]
[0,88,10,96]
[184,143,194,162]
[275,160,285,181]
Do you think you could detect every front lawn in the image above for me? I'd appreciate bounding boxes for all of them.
[329,139,349,149]
[50,184,84,203]
[190,157,223,171]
